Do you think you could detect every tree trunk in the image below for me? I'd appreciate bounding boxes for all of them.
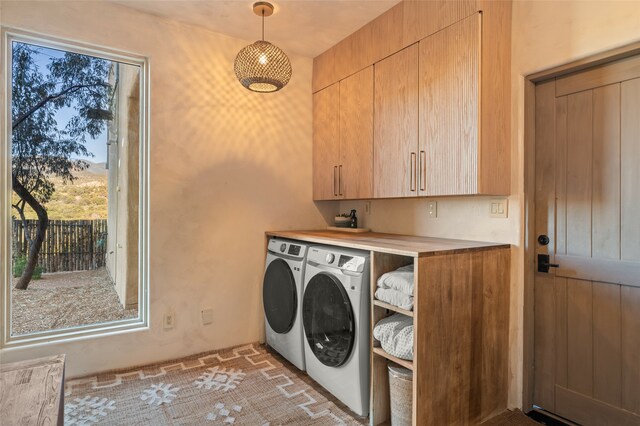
[12,175,48,290]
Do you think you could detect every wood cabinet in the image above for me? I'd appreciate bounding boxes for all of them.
[313,67,373,200]
[374,44,420,198]
[312,83,340,200]
[313,1,511,199]
[371,248,510,426]
[419,13,480,196]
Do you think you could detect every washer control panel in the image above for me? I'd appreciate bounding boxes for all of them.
[268,238,306,259]
[307,247,367,273]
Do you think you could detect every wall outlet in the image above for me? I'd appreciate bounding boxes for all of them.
[427,201,437,218]
[201,308,214,325]
[364,201,371,215]
[163,312,175,330]
[490,199,508,218]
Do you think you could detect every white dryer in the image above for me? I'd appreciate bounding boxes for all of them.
[263,238,308,371]
[302,245,370,417]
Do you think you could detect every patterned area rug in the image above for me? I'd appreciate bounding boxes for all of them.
[64,343,365,425]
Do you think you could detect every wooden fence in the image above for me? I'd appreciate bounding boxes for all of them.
[12,219,108,273]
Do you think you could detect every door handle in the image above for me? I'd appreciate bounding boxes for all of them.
[338,165,343,196]
[419,150,426,191]
[410,153,416,192]
[537,254,560,273]
[333,166,338,196]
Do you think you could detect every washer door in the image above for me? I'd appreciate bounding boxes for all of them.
[263,258,297,334]
[302,272,355,367]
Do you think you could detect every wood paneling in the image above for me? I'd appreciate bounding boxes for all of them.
[312,83,340,200]
[621,286,640,414]
[374,44,419,198]
[481,247,510,420]
[555,96,568,255]
[0,355,65,426]
[533,275,556,410]
[419,13,480,196]
[555,255,640,288]
[402,0,478,46]
[592,282,622,406]
[312,2,405,93]
[339,66,373,199]
[478,0,512,195]
[415,248,509,425]
[592,84,621,260]
[535,80,557,258]
[621,78,640,261]
[567,278,593,397]
[566,91,592,257]
[556,54,640,96]
[556,386,640,426]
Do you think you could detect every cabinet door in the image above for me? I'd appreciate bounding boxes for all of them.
[313,83,340,200]
[419,13,480,196]
[374,44,419,198]
[339,66,374,200]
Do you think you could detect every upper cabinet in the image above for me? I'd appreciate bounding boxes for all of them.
[374,44,420,198]
[312,83,340,200]
[312,67,373,200]
[419,13,480,196]
[312,0,511,200]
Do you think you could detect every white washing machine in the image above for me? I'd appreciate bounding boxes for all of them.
[263,238,309,371]
[302,245,370,417]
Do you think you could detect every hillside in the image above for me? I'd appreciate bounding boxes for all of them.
[11,161,108,220]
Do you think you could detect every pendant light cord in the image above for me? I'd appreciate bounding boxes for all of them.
[262,10,265,41]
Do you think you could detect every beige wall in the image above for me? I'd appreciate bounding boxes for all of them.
[0,1,335,377]
[341,0,640,409]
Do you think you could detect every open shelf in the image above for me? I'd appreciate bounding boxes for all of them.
[373,346,413,371]
[373,299,414,318]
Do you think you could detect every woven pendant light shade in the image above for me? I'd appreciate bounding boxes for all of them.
[234,40,292,93]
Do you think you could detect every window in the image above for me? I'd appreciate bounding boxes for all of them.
[1,31,149,346]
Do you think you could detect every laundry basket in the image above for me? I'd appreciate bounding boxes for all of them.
[388,364,413,426]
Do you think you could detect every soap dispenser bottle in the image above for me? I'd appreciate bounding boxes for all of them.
[349,209,358,229]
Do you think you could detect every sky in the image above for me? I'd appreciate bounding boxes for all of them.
[18,42,110,163]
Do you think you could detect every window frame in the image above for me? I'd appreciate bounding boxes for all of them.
[1,29,151,348]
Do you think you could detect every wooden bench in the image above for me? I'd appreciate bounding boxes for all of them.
[0,355,65,426]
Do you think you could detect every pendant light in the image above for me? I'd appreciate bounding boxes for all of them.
[234,2,292,93]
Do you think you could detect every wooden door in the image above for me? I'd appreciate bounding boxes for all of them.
[374,44,419,198]
[339,66,374,200]
[312,82,340,200]
[419,13,480,196]
[533,54,640,425]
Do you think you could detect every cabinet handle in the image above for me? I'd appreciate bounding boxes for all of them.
[410,153,416,192]
[339,165,343,196]
[419,150,426,191]
[333,166,338,196]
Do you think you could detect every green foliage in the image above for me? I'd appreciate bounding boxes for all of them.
[11,162,108,220]
[13,256,42,280]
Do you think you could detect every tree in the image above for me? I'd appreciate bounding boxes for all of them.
[11,42,112,289]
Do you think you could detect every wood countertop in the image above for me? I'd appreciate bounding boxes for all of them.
[266,230,510,257]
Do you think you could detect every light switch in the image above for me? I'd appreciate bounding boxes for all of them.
[427,201,437,218]
[490,199,508,218]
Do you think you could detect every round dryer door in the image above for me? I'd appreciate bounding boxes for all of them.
[263,258,297,334]
[302,272,355,367]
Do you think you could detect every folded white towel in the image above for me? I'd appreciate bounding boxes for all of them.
[377,264,414,296]
[375,287,414,311]
[373,314,414,361]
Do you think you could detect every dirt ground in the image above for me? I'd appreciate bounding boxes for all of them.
[11,268,138,336]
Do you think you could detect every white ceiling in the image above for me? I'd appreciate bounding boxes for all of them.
[111,0,400,58]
